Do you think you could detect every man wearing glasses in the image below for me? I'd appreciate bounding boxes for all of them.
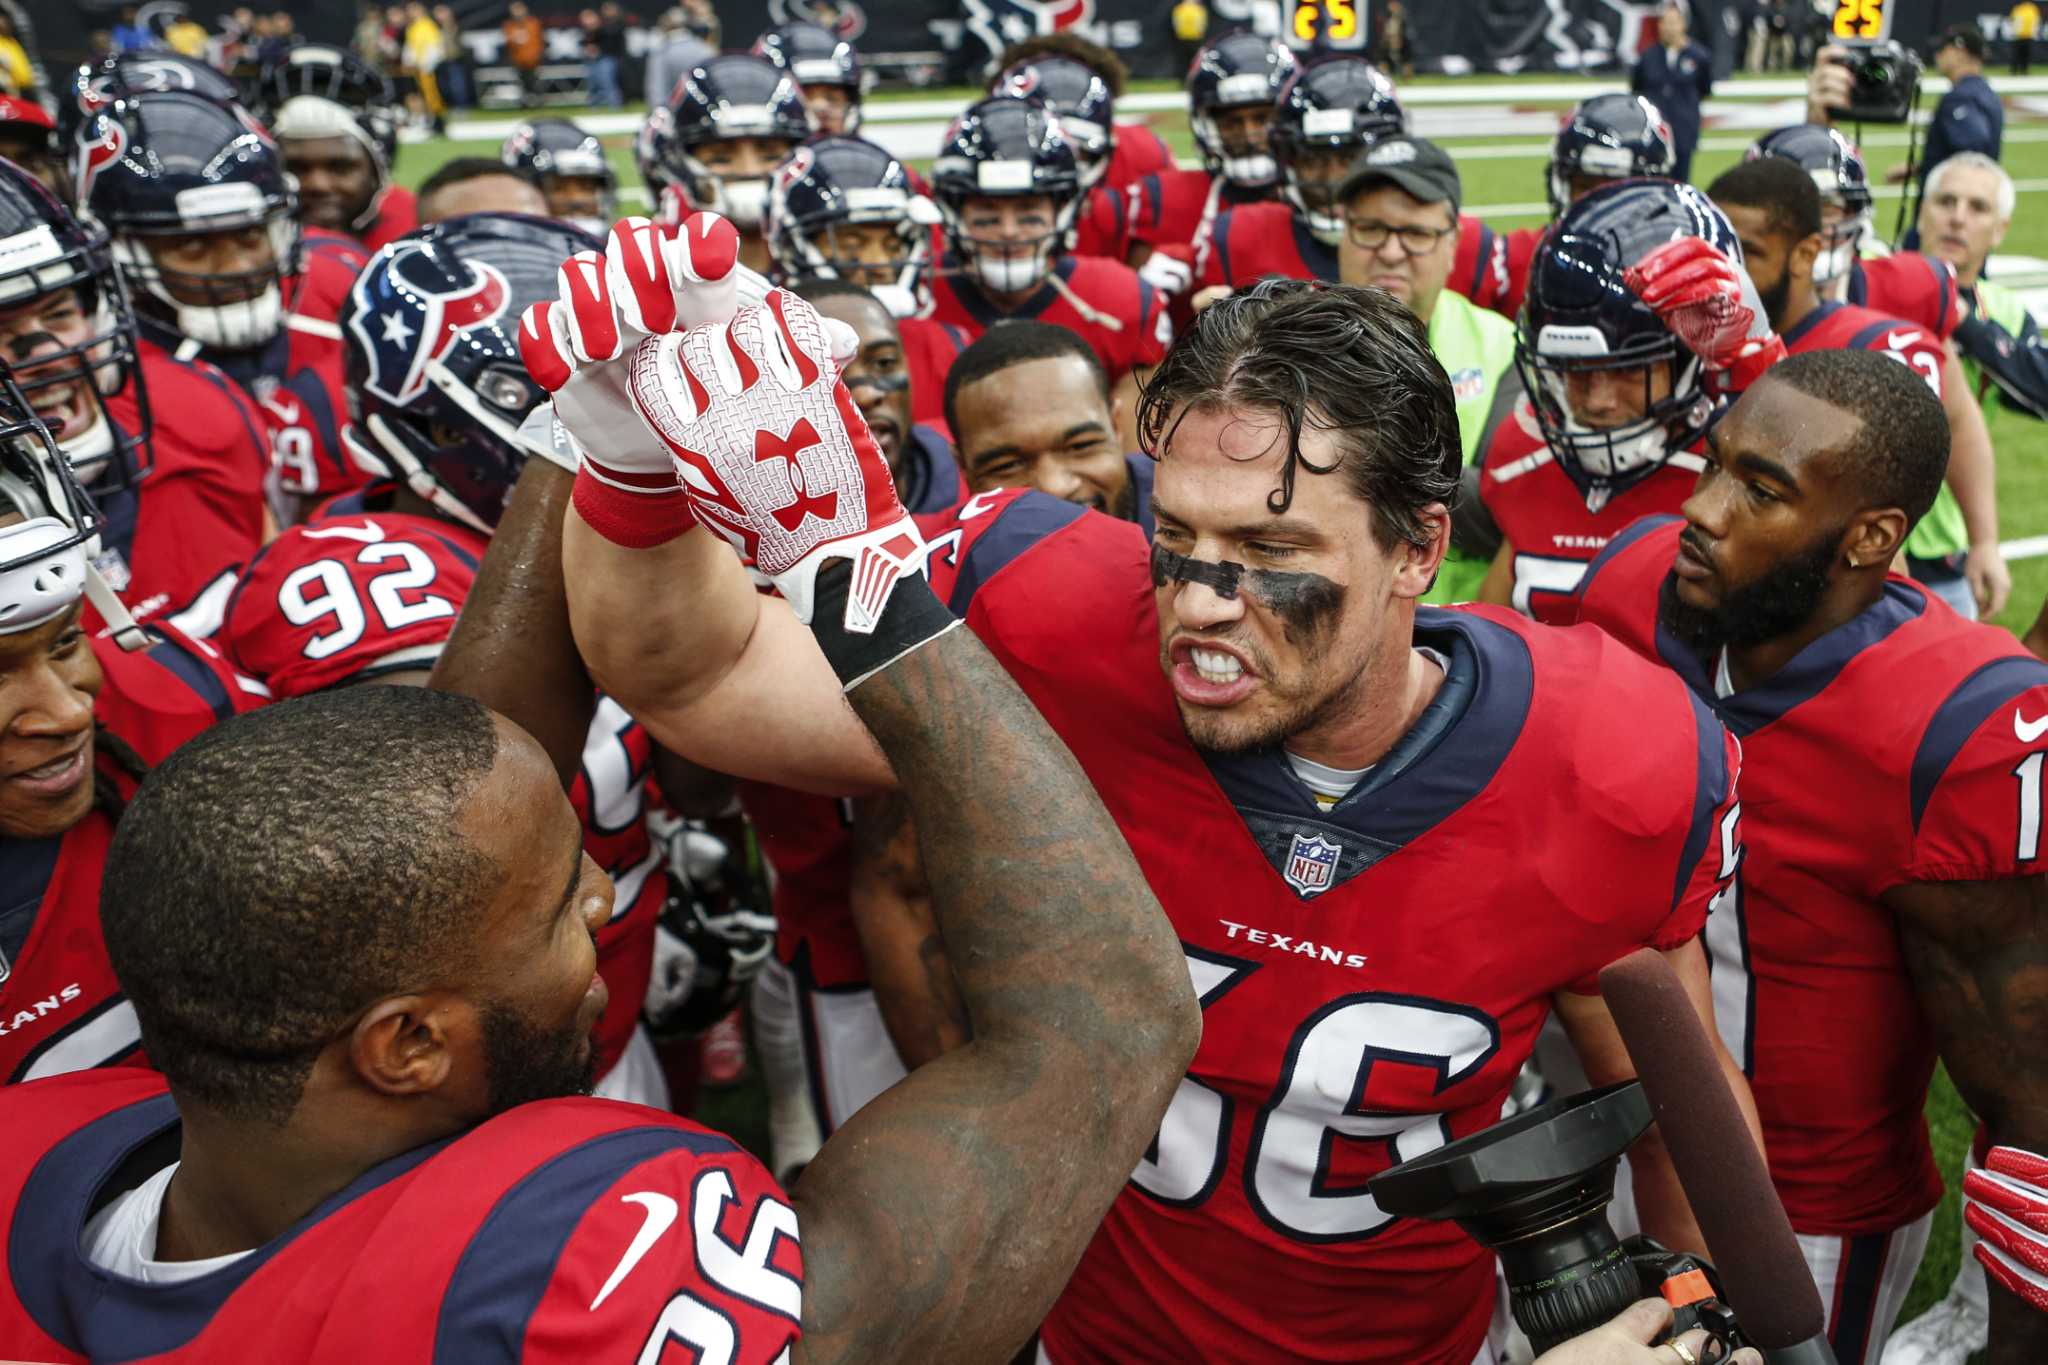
[1336,136,1521,603]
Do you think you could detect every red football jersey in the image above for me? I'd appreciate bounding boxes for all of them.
[1782,300,1948,400]
[1449,218,1542,321]
[270,228,373,500]
[1072,180,1132,260]
[1845,252,1959,344]
[0,625,266,1085]
[1107,121,1174,189]
[0,1070,801,1363]
[1194,201,1338,292]
[926,254,1171,383]
[737,783,866,989]
[920,490,1741,1364]
[220,502,663,1078]
[1129,167,1271,255]
[900,315,970,435]
[358,184,420,254]
[1479,394,1704,625]
[93,339,273,635]
[1574,517,2048,1234]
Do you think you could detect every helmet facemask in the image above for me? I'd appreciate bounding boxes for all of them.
[0,240,146,490]
[1514,334,1712,512]
[113,201,300,353]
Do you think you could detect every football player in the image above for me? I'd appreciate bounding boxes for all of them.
[1478,181,1779,624]
[994,32,1174,195]
[1450,92,1678,321]
[993,48,1169,265]
[752,19,864,136]
[501,117,617,236]
[0,160,270,635]
[638,54,810,274]
[543,221,1757,1362]
[1707,156,2006,620]
[0,202,1202,1353]
[1570,347,2048,1365]
[218,214,678,1108]
[1127,31,1294,267]
[0,95,62,199]
[761,134,965,431]
[60,48,242,146]
[415,157,550,224]
[0,369,266,1087]
[926,94,1170,449]
[81,89,371,513]
[258,43,417,253]
[1192,54,1404,294]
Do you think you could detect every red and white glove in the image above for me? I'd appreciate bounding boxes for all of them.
[521,213,751,548]
[625,287,929,639]
[1623,236,1787,396]
[1965,1145,2048,1314]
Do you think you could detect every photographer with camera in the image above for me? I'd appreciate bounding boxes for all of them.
[1810,27,2002,203]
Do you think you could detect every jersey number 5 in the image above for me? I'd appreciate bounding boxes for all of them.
[277,542,456,660]
[1131,947,1500,1243]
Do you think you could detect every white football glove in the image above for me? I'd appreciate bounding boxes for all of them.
[1137,250,1194,298]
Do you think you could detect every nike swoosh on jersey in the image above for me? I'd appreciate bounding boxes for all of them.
[589,1190,680,1311]
[299,521,386,544]
[2017,711,2048,744]
[1885,330,1922,350]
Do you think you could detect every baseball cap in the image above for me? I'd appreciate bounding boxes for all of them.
[1336,135,1462,216]
[0,96,53,133]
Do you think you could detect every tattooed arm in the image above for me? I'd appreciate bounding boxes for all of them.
[429,460,594,787]
[789,618,1200,1365]
[847,793,967,1069]
[1889,874,2048,1364]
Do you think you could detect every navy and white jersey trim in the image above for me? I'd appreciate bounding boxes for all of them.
[945,492,1087,618]
[1910,653,2048,832]
[1576,513,1679,600]
[141,631,236,722]
[1674,685,1733,911]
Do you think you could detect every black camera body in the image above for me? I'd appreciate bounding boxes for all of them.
[1369,1081,1752,1358]
[1827,40,1924,124]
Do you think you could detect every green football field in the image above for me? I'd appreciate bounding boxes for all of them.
[395,75,2047,1334]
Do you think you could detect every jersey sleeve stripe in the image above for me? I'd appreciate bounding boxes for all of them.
[1577,514,1680,600]
[1845,318,1903,354]
[1214,212,1235,285]
[142,632,237,722]
[1466,221,1497,297]
[945,494,1086,617]
[1910,654,2048,831]
[433,1124,742,1365]
[1674,687,1733,911]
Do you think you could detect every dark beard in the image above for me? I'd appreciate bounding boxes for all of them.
[1657,528,1841,660]
[1755,264,1793,335]
[480,1000,597,1114]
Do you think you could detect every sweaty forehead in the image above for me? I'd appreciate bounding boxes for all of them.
[1724,377,1862,479]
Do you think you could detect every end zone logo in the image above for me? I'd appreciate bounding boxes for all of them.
[963,0,1098,70]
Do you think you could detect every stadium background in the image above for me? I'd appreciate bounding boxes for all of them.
[30,0,2042,1338]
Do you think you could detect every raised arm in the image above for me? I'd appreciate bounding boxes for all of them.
[847,792,966,1069]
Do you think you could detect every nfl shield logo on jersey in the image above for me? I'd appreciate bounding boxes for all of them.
[1284,832,1341,898]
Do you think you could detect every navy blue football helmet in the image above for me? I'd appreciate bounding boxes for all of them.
[1187,32,1296,189]
[753,21,865,134]
[0,159,147,491]
[766,135,936,317]
[1747,124,1873,287]
[996,55,1115,190]
[641,56,812,231]
[1548,94,1676,220]
[930,95,1082,296]
[502,118,617,236]
[1271,57,1405,244]
[258,43,402,237]
[80,91,300,355]
[62,50,241,146]
[1515,179,1735,505]
[341,214,601,534]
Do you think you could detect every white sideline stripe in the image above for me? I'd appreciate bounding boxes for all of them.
[2006,536,2048,563]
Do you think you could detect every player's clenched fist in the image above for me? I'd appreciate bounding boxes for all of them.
[520,212,748,547]
[1623,236,1786,396]
[626,288,928,639]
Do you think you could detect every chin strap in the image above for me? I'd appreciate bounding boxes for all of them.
[84,563,149,652]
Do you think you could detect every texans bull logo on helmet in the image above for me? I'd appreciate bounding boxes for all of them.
[346,253,512,407]
[72,117,129,209]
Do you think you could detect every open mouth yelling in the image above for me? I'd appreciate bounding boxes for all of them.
[1169,638,1260,706]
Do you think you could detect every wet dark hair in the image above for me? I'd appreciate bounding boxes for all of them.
[101,687,503,1125]
[1762,347,1948,527]
[1707,156,1822,243]
[1138,278,1461,551]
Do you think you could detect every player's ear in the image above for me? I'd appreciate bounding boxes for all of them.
[347,993,467,1099]
[1390,502,1451,602]
[1791,231,1824,280]
[1843,506,1909,571]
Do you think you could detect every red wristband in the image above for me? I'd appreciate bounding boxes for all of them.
[571,463,696,549]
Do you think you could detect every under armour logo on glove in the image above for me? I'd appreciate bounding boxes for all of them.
[626,287,922,634]
[1623,236,1787,395]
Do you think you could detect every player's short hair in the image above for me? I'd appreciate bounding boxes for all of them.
[943,320,1112,439]
[417,156,540,205]
[1762,348,1948,527]
[101,687,504,1126]
[790,274,891,319]
[1139,278,1461,551]
[1925,151,2016,221]
[1707,155,1821,243]
[991,32,1128,98]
